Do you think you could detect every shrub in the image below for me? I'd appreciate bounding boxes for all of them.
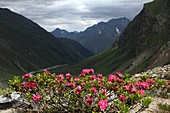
[1,69,169,113]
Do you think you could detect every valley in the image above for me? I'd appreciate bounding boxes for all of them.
[0,0,169,112]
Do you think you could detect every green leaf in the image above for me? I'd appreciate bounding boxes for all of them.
[142,97,152,108]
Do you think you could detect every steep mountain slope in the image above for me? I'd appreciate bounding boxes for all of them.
[55,0,170,75]
[51,18,130,54]
[0,8,93,79]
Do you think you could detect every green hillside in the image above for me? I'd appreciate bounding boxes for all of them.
[0,8,93,81]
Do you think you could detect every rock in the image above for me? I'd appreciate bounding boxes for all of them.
[134,64,170,80]
[0,108,17,113]
[129,97,170,113]
[0,92,30,110]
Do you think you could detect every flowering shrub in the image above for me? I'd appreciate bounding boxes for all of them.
[1,69,170,113]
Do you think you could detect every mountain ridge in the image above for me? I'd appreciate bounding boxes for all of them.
[51,17,130,54]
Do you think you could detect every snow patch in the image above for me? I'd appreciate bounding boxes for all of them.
[98,30,102,35]
[116,27,121,34]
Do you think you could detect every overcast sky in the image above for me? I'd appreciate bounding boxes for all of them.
[0,0,153,32]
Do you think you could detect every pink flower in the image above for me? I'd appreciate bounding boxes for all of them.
[80,69,88,76]
[116,72,122,77]
[80,69,94,76]
[136,82,149,89]
[91,87,97,94]
[98,74,103,79]
[56,74,64,81]
[123,83,136,93]
[116,77,122,83]
[22,73,31,79]
[108,74,116,82]
[137,89,145,96]
[67,82,76,89]
[86,96,93,105]
[66,73,72,79]
[99,89,107,96]
[89,69,95,74]
[130,83,136,93]
[130,86,136,93]
[146,78,156,85]
[119,95,126,102]
[91,75,96,80]
[74,77,80,82]
[98,100,108,111]
[167,81,170,85]
[76,86,82,94]
[123,84,130,91]
[33,94,42,102]
[142,82,149,89]
[26,82,36,89]
[108,74,122,83]
[81,82,86,86]
[44,69,51,75]
[20,82,27,87]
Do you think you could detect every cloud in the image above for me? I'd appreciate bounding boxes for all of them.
[0,0,153,31]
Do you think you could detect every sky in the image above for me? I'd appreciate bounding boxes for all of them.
[0,0,153,32]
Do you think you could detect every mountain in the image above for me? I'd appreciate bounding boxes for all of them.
[0,8,93,79]
[51,28,79,38]
[51,18,130,54]
[55,0,170,75]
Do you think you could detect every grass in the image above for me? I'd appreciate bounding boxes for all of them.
[157,103,170,112]
[145,0,163,15]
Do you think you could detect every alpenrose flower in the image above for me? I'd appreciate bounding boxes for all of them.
[66,82,76,89]
[146,78,156,85]
[136,82,149,89]
[66,73,72,79]
[119,95,126,102]
[91,75,96,80]
[22,73,31,79]
[80,68,94,76]
[97,74,103,79]
[44,69,51,75]
[74,77,80,82]
[86,96,93,105]
[76,85,82,94]
[99,89,107,96]
[33,94,42,102]
[98,99,108,111]
[55,74,64,81]
[20,81,36,89]
[91,87,97,94]
[137,89,145,96]
[108,74,122,83]
[116,72,122,77]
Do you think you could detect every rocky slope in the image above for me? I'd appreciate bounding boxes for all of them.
[0,8,93,80]
[51,18,130,54]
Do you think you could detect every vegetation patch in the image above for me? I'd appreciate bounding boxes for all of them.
[157,103,170,112]
[1,69,169,113]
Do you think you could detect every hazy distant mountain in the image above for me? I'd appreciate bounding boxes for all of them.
[0,8,93,79]
[51,17,130,54]
[51,28,79,38]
